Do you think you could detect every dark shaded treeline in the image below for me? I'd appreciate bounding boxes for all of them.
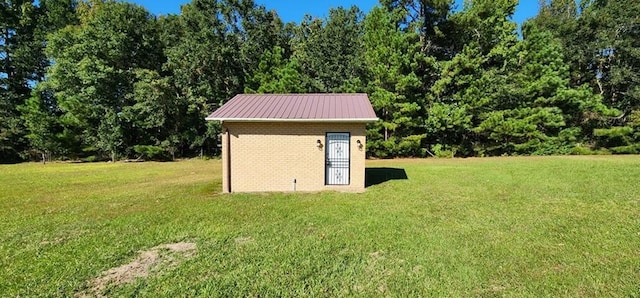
[2,0,639,162]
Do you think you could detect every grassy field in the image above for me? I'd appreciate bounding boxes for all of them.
[1,156,639,297]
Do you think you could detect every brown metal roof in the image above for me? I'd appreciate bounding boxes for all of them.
[206,93,378,122]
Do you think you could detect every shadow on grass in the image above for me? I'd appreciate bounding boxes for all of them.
[365,167,408,187]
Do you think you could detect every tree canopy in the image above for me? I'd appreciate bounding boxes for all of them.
[2,0,640,162]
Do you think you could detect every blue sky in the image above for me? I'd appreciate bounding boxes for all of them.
[129,0,539,26]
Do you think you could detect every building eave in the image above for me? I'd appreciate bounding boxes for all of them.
[205,117,379,123]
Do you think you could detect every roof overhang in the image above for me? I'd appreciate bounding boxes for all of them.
[205,117,379,123]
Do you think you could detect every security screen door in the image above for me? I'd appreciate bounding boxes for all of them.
[325,132,350,185]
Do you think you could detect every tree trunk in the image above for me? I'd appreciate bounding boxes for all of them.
[42,152,46,165]
[384,109,389,141]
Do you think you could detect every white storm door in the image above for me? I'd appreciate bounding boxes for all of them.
[325,133,350,185]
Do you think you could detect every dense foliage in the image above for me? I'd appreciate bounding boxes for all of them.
[2,0,640,162]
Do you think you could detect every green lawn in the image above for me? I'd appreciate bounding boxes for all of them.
[1,156,639,297]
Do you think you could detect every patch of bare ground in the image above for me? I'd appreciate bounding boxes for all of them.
[234,236,254,245]
[76,242,196,297]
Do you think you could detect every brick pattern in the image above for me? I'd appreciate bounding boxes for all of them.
[221,122,366,193]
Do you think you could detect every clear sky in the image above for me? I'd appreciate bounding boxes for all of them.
[129,0,540,26]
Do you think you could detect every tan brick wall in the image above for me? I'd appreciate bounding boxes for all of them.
[220,122,367,193]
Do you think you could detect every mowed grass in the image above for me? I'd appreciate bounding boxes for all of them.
[1,156,639,297]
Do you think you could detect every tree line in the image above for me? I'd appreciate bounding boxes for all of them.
[1,0,639,163]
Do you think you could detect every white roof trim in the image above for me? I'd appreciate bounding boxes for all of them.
[205,117,378,123]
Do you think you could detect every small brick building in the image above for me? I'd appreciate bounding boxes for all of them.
[206,94,377,193]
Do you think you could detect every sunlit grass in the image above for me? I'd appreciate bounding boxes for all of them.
[1,156,639,296]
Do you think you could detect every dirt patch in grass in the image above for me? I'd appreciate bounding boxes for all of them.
[77,242,196,297]
[234,236,254,245]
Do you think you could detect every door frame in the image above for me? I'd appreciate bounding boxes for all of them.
[324,132,351,186]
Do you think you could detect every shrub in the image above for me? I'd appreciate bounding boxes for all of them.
[133,145,169,161]
[432,144,455,158]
